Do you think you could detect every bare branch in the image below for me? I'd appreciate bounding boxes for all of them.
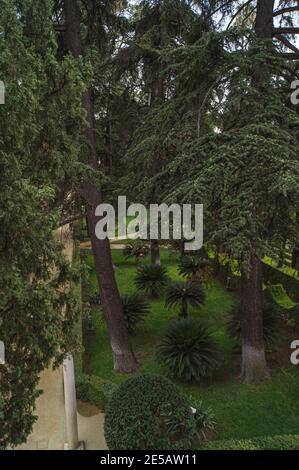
[273,27,299,35]
[275,34,299,53]
[273,6,299,17]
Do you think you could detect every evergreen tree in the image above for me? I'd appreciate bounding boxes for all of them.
[0,0,85,447]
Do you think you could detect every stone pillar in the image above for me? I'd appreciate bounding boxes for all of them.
[63,354,79,449]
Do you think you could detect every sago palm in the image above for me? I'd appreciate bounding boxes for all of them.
[165,281,205,318]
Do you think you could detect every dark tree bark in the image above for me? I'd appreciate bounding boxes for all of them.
[240,256,270,383]
[292,247,299,271]
[239,0,275,383]
[150,239,161,266]
[64,0,138,373]
[148,62,165,267]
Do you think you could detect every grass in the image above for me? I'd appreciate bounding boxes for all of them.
[82,248,299,445]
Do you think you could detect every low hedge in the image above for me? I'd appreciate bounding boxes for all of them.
[208,247,299,302]
[199,434,299,450]
[263,262,299,302]
[76,373,118,412]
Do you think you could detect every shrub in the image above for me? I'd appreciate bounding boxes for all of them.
[76,374,117,411]
[134,265,169,298]
[191,399,216,441]
[104,374,196,450]
[156,318,220,382]
[165,281,205,318]
[179,255,212,283]
[227,301,281,348]
[88,291,101,305]
[123,240,149,262]
[121,293,150,334]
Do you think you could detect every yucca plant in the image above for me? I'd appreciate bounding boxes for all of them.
[227,301,281,349]
[121,293,150,335]
[178,255,212,283]
[156,318,219,382]
[123,240,149,262]
[165,281,205,318]
[134,265,169,298]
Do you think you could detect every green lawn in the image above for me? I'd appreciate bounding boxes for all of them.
[82,248,299,444]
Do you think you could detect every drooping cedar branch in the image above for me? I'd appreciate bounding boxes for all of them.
[275,33,299,54]
[226,0,255,30]
[273,27,299,35]
[273,5,299,17]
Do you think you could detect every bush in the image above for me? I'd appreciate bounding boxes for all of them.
[134,265,169,298]
[121,293,150,334]
[262,261,299,302]
[227,301,281,349]
[104,374,196,450]
[165,281,205,318]
[178,255,212,283]
[156,318,220,382]
[123,240,149,262]
[76,374,117,411]
[88,291,101,305]
[191,399,216,441]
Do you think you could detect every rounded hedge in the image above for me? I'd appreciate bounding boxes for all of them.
[104,374,195,450]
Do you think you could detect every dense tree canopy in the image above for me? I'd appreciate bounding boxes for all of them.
[1,0,299,447]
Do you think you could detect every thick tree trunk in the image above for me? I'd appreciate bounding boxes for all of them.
[151,239,161,266]
[240,256,270,383]
[64,0,138,373]
[238,0,275,384]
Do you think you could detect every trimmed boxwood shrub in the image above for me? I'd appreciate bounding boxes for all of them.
[76,374,118,411]
[104,374,196,450]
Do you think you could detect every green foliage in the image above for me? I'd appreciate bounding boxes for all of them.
[104,374,196,450]
[191,399,216,441]
[0,0,87,448]
[134,264,169,297]
[165,280,205,318]
[227,302,281,349]
[156,318,220,382]
[121,292,151,334]
[200,434,299,450]
[76,373,117,411]
[263,262,299,302]
[88,291,101,305]
[123,240,149,262]
[178,254,212,283]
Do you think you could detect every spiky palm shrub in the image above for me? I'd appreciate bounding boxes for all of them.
[165,281,205,318]
[121,293,150,335]
[134,265,169,298]
[123,240,149,262]
[227,301,281,349]
[156,318,219,382]
[178,255,212,283]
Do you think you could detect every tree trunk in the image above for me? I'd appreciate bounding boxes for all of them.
[240,256,270,383]
[181,298,188,319]
[238,0,275,384]
[151,239,161,266]
[292,247,299,271]
[64,0,138,373]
